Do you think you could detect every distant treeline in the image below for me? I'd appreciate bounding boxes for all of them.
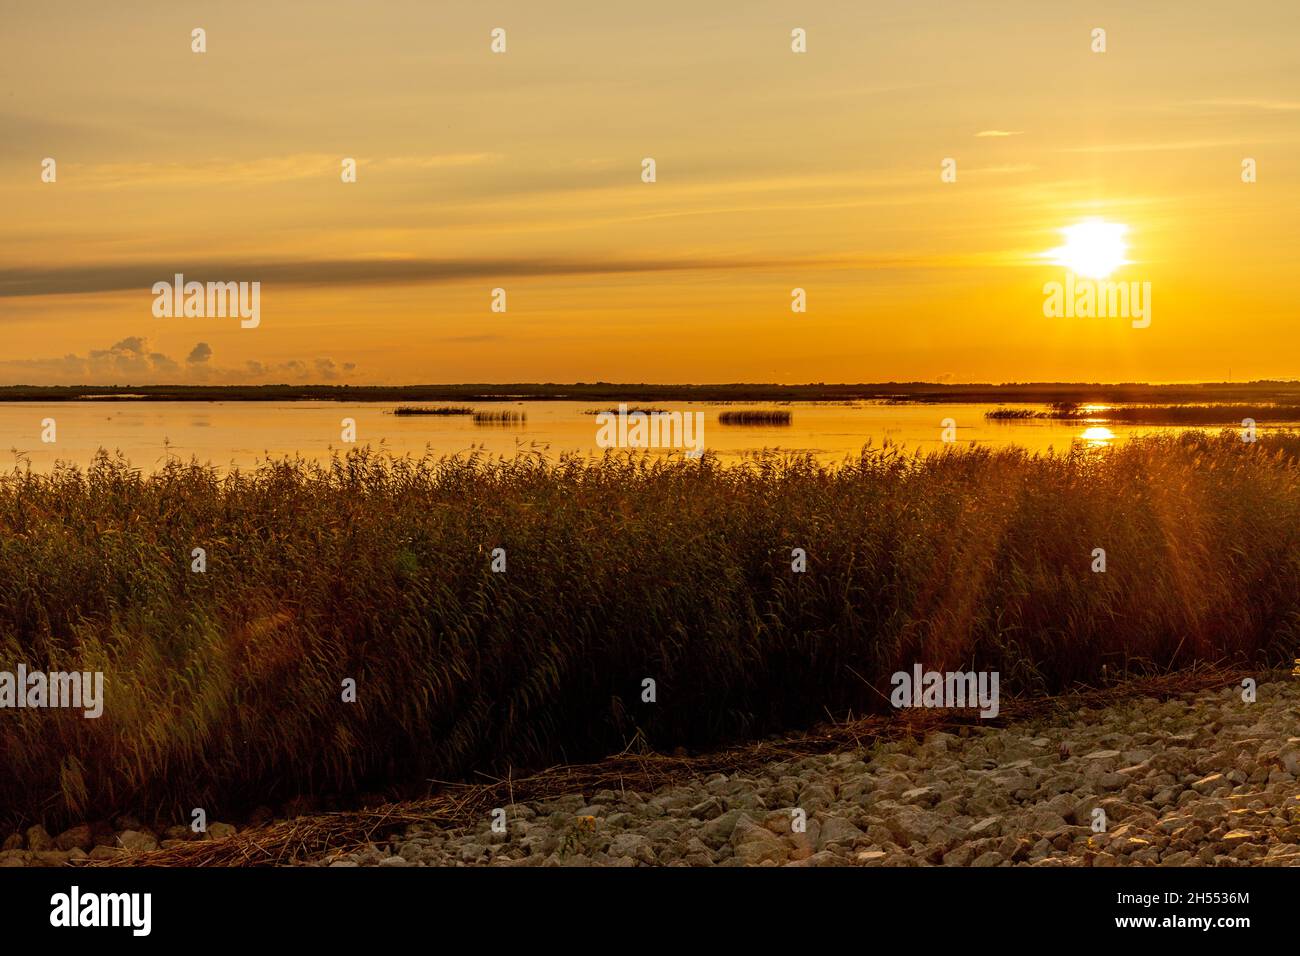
[7,382,1300,404]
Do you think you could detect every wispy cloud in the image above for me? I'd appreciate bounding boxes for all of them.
[975,130,1023,138]
[1194,98,1300,112]
[0,255,810,299]
[1057,139,1256,154]
[56,153,502,189]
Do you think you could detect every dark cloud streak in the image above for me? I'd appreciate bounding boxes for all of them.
[0,256,801,299]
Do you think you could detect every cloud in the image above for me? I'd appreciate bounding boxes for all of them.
[0,254,814,299]
[44,153,503,189]
[1,337,179,382]
[975,130,1023,137]
[1056,139,1256,154]
[1194,98,1300,112]
[0,339,356,386]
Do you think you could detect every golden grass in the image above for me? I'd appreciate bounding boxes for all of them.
[3,431,1299,827]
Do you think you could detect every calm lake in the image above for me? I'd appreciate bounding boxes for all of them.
[0,400,1271,473]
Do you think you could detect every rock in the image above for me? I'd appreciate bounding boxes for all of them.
[378,855,409,867]
[1080,751,1123,774]
[55,825,92,851]
[1,833,22,851]
[883,807,942,846]
[1191,773,1227,794]
[88,846,124,860]
[700,810,746,848]
[943,845,975,866]
[900,787,941,808]
[117,830,159,853]
[817,817,866,850]
[608,833,656,865]
[971,851,1003,867]
[731,818,787,866]
[688,797,725,820]
[205,822,237,840]
[1027,808,1068,834]
[25,825,54,852]
[459,844,486,862]
[968,816,1001,838]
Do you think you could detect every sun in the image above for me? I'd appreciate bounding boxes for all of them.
[1048,219,1129,279]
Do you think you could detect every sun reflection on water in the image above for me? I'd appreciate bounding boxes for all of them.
[1080,426,1115,447]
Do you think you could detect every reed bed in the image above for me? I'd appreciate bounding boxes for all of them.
[472,410,527,425]
[717,410,793,426]
[4,431,1300,827]
[583,407,669,416]
[392,406,474,417]
[987,403,1300,424]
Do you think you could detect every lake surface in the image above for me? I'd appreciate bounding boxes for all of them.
[0,400,1276,473]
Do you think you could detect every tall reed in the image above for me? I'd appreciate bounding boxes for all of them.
[2,431,1297,825]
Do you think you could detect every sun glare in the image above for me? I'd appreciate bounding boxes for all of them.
[1080,426,1116,447]
[1049,219,1129,279]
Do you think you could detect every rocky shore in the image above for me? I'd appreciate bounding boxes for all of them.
[305,677,1300,867]
[5,676,1297,868]
[0,819,239,868]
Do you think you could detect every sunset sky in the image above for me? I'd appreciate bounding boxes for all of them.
[1,0,1297,385]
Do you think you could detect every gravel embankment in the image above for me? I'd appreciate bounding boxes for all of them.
[5,677,1296,868]
[303,678,1300,867]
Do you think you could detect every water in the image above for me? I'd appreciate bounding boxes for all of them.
[0,400,1265,473]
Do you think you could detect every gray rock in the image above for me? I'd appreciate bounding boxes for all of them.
[817,817,866,849]
[117,830,158,853]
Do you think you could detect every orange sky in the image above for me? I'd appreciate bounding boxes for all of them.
[1,1,1297,385]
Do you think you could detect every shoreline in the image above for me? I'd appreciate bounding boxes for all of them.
[6,382,1300,405]
[63,667,1290,869]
